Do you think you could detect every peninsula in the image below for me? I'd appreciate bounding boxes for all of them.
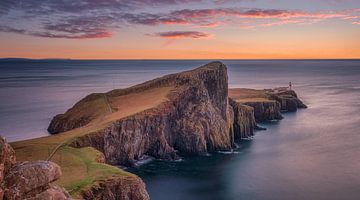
[2,62,306,199]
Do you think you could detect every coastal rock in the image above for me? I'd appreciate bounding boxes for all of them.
[229,88,306,122]
[266,87,307,112]
[242,100,283,122]
[4,160,70,200]
[0,137,16,200]
[80,176,149,200]
[59,62,233,165]
[229,98,256,139]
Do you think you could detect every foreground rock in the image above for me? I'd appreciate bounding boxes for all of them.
[0,137,16,200]
[0,137,70,200]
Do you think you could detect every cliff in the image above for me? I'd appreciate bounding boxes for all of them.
[49,61,235,166]
[229,98,257,139]
[1,136,70,200]
[229,88,306,122]
[10,62,306,200]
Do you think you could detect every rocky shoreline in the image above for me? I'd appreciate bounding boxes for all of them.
[3,62,306,199]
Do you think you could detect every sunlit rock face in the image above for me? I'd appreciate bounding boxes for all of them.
[0,137,70,200]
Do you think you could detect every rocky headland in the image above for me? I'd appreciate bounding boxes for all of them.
[6,61,306,199]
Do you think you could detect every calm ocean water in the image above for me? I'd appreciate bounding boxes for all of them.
[1,59,360,199]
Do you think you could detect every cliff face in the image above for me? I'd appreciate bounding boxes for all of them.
[52,62,234,166]
[229,98,256,139]
[0,137,70,200]
[44,62,307,200]
[242,100,283,122]
[229,88,306,122]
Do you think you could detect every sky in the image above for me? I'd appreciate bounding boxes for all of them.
[0,0,360,59]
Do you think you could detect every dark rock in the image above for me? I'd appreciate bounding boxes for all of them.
[229,98,256,139]
[267,88,307,112]
[242,100,283,122]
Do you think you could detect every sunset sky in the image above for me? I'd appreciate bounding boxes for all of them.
[0,0,360,59]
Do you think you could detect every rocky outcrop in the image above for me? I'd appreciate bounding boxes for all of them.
[242,100,283,122]
[80,176,149,200]
[67,62,234,166]
[0,136,70,200]
[0,137,16,200]
[229,98,256,139]
[229,88,306,122]
[267,88,307,112]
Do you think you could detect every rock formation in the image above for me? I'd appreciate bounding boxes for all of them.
[50,62,235,166]
[41,61,307,199]
[0,136,70,200]
[229,88,306,122]
[266,88,307,112]
[80,176,149,200]
[242,100,283,122]
[229,98,257,139]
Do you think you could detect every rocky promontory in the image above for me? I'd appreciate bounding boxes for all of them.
[229,88,306,122]
[10,61,306,200]
[50,62,235,166]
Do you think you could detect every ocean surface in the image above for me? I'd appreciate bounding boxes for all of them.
[1,59,360,199]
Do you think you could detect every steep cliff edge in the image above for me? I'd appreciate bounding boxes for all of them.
[229,98,257,139]
[49,61,234,166]
[229,88,306,122]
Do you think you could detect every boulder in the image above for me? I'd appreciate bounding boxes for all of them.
[3,160,69,199]
[0,137,16,200]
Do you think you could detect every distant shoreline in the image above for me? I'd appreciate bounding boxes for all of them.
[1,58,360,62]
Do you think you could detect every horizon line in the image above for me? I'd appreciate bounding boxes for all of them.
[1,57,360,61]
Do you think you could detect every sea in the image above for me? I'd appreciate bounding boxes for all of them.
[0,59,359,200]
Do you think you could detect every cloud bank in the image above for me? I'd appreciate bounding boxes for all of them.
[0,0,359,39]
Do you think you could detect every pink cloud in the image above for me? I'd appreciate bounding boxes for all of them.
[149,31,211,39]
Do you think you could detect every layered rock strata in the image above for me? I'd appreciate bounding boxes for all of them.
[229,98,257,139]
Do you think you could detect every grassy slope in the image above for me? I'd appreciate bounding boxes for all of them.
[11,86,173,198]
[228,88,275,103]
